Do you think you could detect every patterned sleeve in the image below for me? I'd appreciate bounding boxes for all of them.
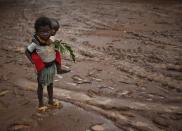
[27,42,37,53]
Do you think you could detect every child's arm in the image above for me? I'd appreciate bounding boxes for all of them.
[25,49,34,64]
[25,42,37,64]
[55,50,62,65]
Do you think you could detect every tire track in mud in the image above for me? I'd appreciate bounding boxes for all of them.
[81,41,181,82]
[126,31,182,49]
[114,62,182,92]
[74,15,114,30]
[78,38,182,102]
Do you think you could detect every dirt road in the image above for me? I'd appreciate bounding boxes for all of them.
[0,0,182,130]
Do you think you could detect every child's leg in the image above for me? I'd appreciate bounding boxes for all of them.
[47,83,62,109]
[47,83,53,104]
[37,84,44,107]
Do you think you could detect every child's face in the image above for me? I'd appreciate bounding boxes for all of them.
[51,26,59,36]
[37,25,51,41]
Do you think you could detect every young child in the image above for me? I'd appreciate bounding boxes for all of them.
[50,18,62,74]
[50,18,60,40]
[30,18,62,74]
[25,16,61,112]
[31,18,70,74]
[50,18,70,74]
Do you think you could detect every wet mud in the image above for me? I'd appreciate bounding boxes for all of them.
[0,0,182,130]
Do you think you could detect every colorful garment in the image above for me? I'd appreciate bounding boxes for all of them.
[26,35,59,86]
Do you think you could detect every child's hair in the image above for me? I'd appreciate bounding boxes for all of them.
[50,18,60,30]
[34,16,52,32]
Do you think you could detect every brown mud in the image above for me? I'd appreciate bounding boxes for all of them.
[0,0,182,131]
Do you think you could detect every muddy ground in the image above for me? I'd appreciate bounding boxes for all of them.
[0,0,182,131]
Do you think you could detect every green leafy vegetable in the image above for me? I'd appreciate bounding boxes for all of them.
[54,40,75,62]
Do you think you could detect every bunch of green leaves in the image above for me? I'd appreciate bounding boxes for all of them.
[54,40,75,62]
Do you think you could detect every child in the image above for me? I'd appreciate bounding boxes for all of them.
[50,18,60,40]
[50,18,62,74]
[25,16,61,112]
[31,18,69,74]
[30,18,62,74]
[50,18,70,74]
